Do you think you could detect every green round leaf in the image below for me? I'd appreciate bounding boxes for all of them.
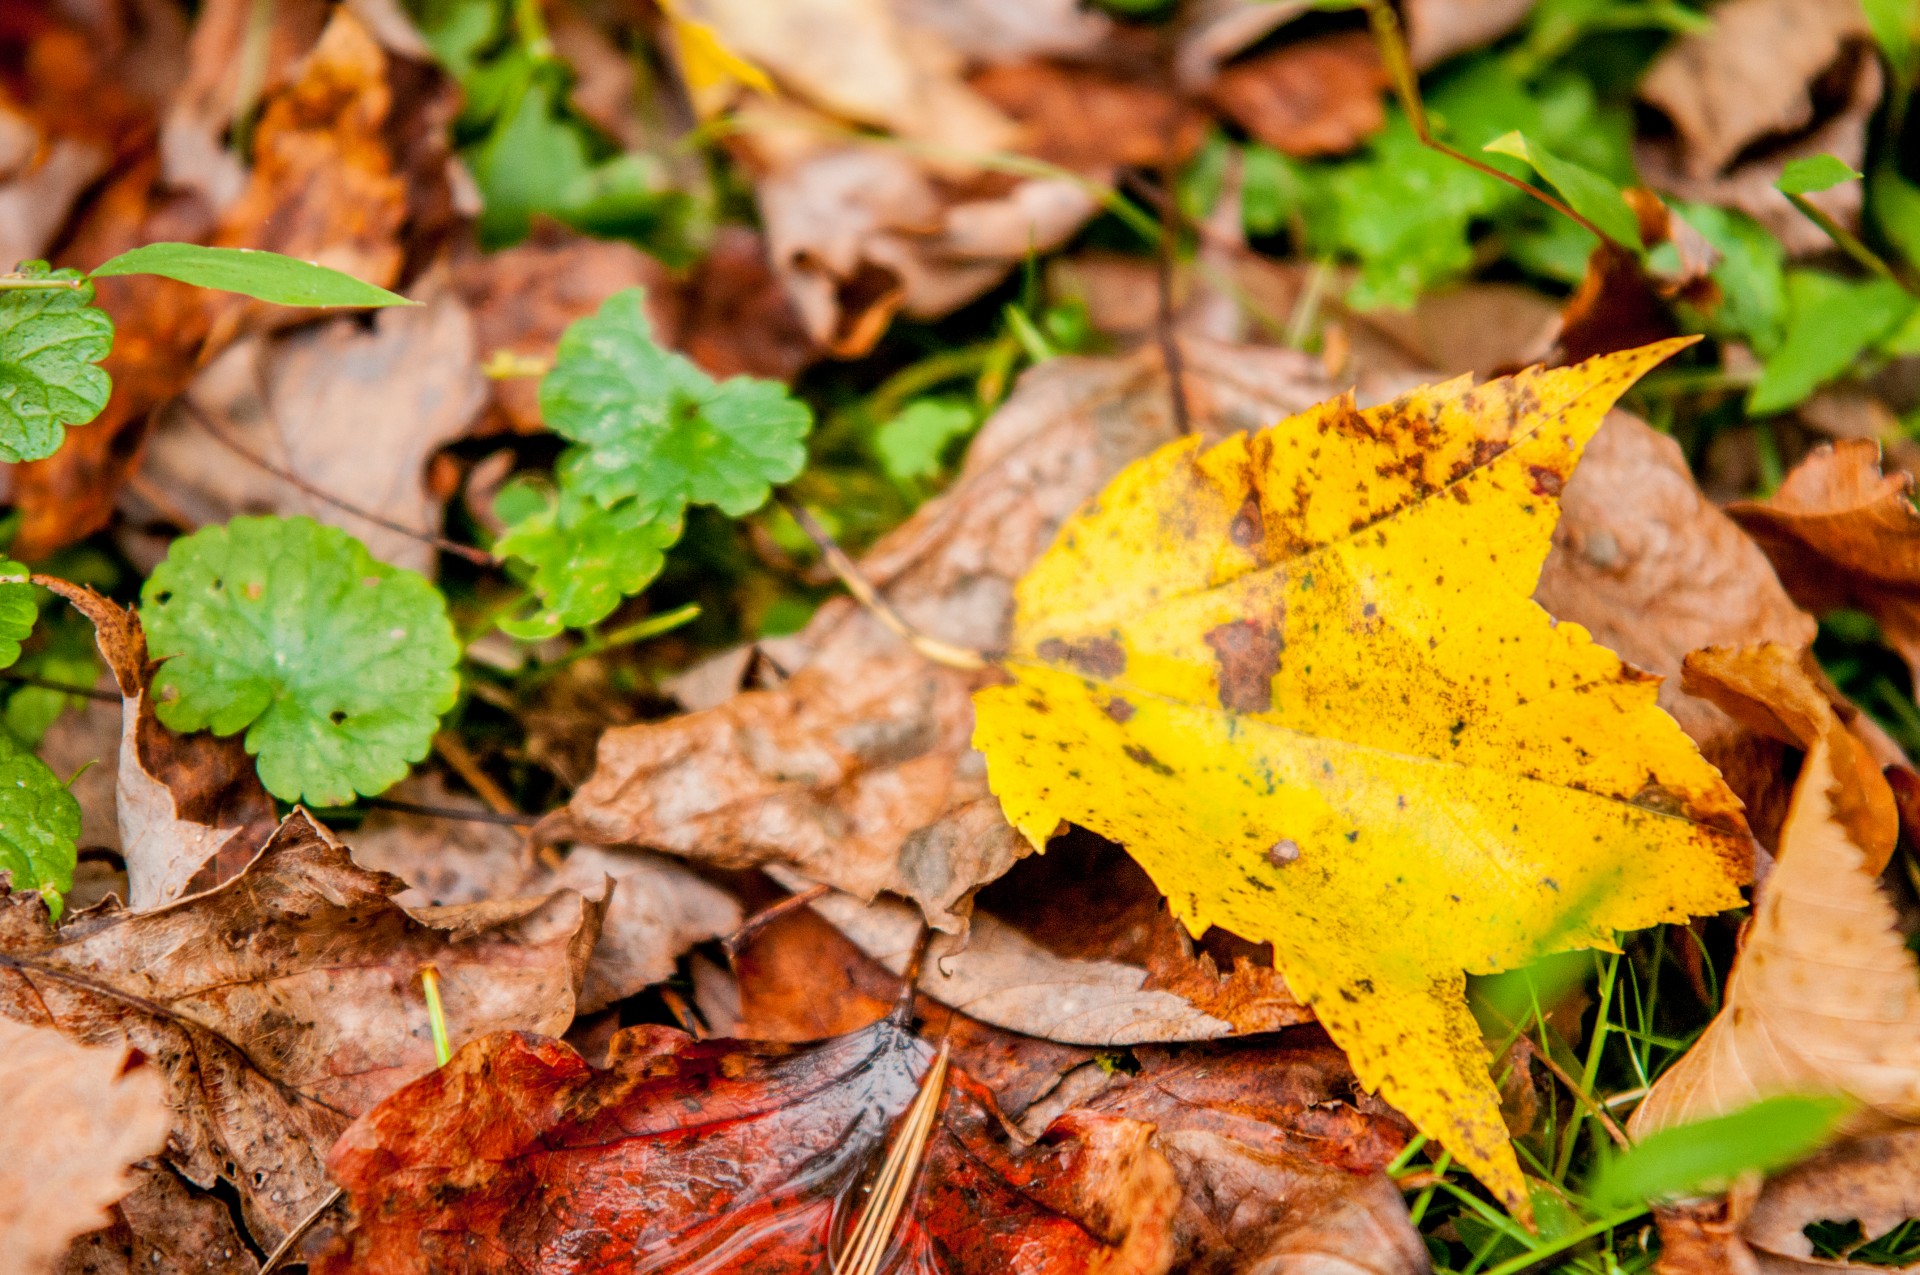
[0,730,80,917]
[495,487,679,641]
[540,288,811,517]
[0,560,36,671]
[140,516,461,805]
[0,263,112,462]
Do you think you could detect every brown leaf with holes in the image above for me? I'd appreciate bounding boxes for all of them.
[0,1017,170,1275]
[1534,414,1818,843]
[1731,440,1920,687]
[549,341,1335,930]
[1631,643,1920,1136]
[1207,32,1389,158]
[38,582,277,910]
[318,1017,1179,1275]
[0,810,603,1252]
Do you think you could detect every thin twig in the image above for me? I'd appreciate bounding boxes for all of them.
[177,398,497,568]
[1359,0,1608,244]
[432,732,520,817]
[725,882,831,959]
[0,671,118,702]
[1153,163,1192,434]
[775,496,988,671]
[259,1187,345,1275]
[366,796,538,826]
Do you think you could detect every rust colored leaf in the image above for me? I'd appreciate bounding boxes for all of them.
[40,582,277,909]
[1207,33,1389,159]
[971,61,1208,172]
[319,1017,1180,1274]
[553,340,1334,931]
[0,1017,169,1275]
[1534,413,1818,843]
[1731,440,1920,685]
[0,810,604,1251]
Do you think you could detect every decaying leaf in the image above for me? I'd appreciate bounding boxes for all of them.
[1534,412,1818,843]
[0,810,603,1249]
[42,582,277,910]
[555,340,1336,930]
[59,1163,261,1275]
[972,342,1751,1216]
[1631,644,1920,1138]
[1729,440,1920,685]
[319,1016,1181,1274]
[1743,1127,1920,1267]
[0,1017,169,1275]
[1206,32,1389,159]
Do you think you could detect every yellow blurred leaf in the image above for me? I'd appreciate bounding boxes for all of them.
[658,0,774,119]
[972,340,1750,1220]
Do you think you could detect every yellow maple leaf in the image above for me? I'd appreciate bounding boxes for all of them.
[971,340,1750,1219]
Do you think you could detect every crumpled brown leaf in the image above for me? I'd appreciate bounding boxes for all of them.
[0,1017,169,1275]
[1534,413,1818,843]
[40,582,277,910]
[59,1163,261,1275]
[1082,1039,1425,1275]
[551,341,1335,931]
[1403,0,1534,70]
[1636,0,1879,256]
[319,1017,1181,1274]
[135,274,486,573]
[349,780,742,1014]
[1630,643,1920,1136]
[1730,440,1920,685]
[0,810,603,1250]
[1743,1126,1920,1269]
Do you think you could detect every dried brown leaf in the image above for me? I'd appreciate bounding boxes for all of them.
[1208,32,1389,158]
[1743,1127,1920,1269]
[0,810,603,1250]
[0,1018,169,1275]
[58,1164,261,1275]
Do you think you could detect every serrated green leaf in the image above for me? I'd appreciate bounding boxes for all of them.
[90,244,414,308]
[541,288,811,516]
[1749,272,1915,414]
[1484,130,1643,249]
[1589,1094,1852,1208]
[140,516,460,805]
[0,560,35,672]
[495,486,681,640]
[1777,154,1863,196]
[875,399,976,485]
[0,729,80,917]
[0,264,112,463]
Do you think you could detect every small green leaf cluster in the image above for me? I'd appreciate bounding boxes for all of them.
[414,0,703,256]
[493,288,813,639]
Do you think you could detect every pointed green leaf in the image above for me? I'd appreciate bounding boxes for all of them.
[1777,154,1863,196]
[0,264,112,462]
[1749,272,1915,414]
[140,516,461,805]
[91,244,414,308]
[1590,1094,1852,1208]
[1484,130,1643,249]
[0,729,80,918]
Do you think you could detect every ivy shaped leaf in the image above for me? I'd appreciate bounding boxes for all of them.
[0,264,113,463]
[140,516,461,805]
[0,728,81,917]
[494,484,681,640]
[540,288,811,517]
[0,560,36,671]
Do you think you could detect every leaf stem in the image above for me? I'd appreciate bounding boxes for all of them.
[1783,191,1905,284]
[0,277,85,291]
[420,965,452,1066]
[775,494,989,671]
[1358,0,1609,245]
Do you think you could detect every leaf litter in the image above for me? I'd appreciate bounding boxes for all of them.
[17,0,1920,1271]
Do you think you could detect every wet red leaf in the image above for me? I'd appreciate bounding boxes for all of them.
[321,1015,1179,1274]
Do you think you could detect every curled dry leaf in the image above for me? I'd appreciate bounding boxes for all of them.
[0,1017,169,1275]
[1534,413,1817,843]
[1743,1126,1920,1267]
[1631,644,1920,1136]
[1730,440,1920,686]
[60,1163,261,1275]
[0,810,603,1249]
[41,582,277,910]
[1402,0,1534,70]
[553,341,1336,931]
[319,1016,1180,1274]
[972,343,1750,1217]
[1636,0,1878,256]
